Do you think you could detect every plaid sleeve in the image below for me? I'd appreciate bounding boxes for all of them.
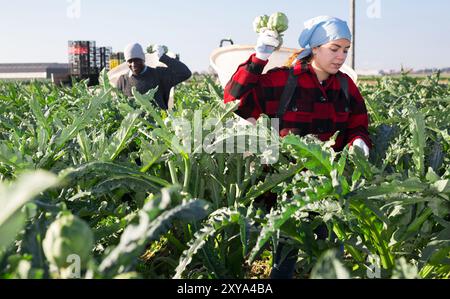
[345,75,372,148]
[223,54,269,120]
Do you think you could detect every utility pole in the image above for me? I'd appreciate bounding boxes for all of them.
[349,0,356,70]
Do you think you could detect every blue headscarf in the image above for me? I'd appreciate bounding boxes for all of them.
[297,16,352,60]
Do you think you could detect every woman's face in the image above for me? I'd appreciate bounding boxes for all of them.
[312,39,351,75]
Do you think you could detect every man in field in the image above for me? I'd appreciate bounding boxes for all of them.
[116,43,192,110]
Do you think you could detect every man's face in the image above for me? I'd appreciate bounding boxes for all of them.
[128,58,145,75]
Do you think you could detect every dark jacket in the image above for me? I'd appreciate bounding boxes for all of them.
[117,54,192,109]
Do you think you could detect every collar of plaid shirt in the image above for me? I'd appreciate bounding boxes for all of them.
[292,60,336,89]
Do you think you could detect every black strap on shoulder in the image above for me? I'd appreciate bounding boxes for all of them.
[337,73,350,107]
[277,68,298,128]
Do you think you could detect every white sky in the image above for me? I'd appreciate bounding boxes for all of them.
[0,0,449,72]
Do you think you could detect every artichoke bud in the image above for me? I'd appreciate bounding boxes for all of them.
[267,12,289,34]
[43,214,94,269]
[253,15,269,33]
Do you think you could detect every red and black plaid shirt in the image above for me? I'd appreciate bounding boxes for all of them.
[224,54,371,151]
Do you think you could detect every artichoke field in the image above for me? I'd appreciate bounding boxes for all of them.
[0,71,449,279]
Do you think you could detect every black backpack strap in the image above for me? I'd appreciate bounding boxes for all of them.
[277,68,298,129]
[337,73,350,108]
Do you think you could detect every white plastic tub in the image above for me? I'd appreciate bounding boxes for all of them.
[210,45,358,88]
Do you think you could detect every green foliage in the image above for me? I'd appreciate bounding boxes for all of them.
[0,73,449,279]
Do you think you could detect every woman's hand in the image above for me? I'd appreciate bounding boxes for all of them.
[255,29,281,61]
[352,138,370,157]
